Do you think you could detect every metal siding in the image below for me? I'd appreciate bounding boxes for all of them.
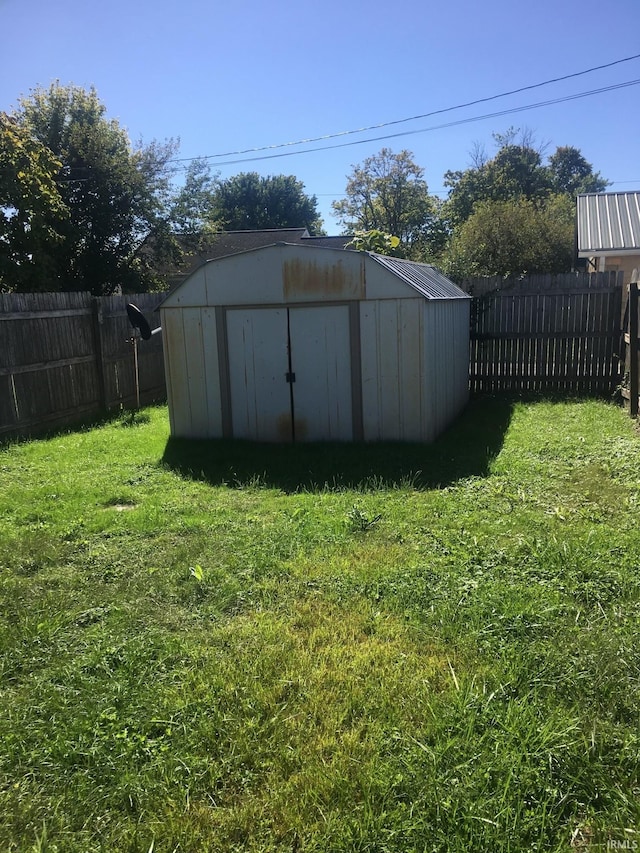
[359,301,381,440]
[283,257,364,302]
[360,298,425,441]
[162,268,207,308]
[288,305,353,441]
[199,244,371,307]
[363,260,419,300]
[348,302,364,441]
[445,303,458,430]
[201,308,223,437]
[378,301,402,438]
[226,308,291,441]
[427,301,470,437]
[205,249,285,306]
[432,305,446,438]
[215,307,232,438]
[399,299,424,440]
[279,245,364,304]
[181,308,208,437]
[368,254,470,299]
[422,304,439,442]
[162,308,192,437]
[577,192,640,255]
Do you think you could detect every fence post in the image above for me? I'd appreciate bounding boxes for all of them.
[629,273,639,418]
[91,297,108,412]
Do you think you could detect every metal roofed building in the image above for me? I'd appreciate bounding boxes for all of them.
[160,243,470,443]
[577,192,640,284]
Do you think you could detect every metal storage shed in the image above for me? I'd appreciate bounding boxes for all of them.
[160,243,470,442]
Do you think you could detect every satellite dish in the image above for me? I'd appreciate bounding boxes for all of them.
[126,303,152,340]
[125,303,162,409]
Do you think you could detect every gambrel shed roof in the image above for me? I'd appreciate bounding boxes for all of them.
[371,254,469,299]
[161,243,469,307]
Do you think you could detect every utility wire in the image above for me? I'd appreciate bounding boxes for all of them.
[168,52,640,164]
[57,76,640,184]
[167,78,640,170]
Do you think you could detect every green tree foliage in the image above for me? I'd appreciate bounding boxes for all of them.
[443,130,607,227]
[211,172,323,234]
[442,195,575,281]
[168,158,218,239]
[332,148,441,257]
[547,145,609,196]
[444,131,551,226]
[345,229,401,256]
[439,130,608,279]
[2,83,216,294]
[0,112,67,290]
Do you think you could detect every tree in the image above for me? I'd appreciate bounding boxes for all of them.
[136,157,220,280]
[443,130,607,227]
[444,130,552,226]
[167,158,218,239]
[441,195,575,280]
[0,112,67,290]
[211,172,323,234]
[332,148,441,257]
[2,82,216,294]
[548,146,609,196]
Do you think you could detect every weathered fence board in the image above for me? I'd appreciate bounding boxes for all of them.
[620,272,640,416]
[0,292,167,438]
[463,271,624,395]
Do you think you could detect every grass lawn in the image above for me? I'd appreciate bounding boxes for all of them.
[0,397,639,852]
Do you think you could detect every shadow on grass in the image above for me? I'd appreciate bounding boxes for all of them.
[0,405,159,448]
[161,396,515,493]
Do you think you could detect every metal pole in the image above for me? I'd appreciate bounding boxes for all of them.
[629,277,638,418]
[133,334,140,409]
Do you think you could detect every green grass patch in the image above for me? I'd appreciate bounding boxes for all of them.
[0,398,639,851]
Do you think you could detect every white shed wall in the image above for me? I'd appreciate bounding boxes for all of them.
[422,300,470,441]
[206,250,286,306]
[363,259,419,299]
[360,298,425,441]
[162,306,222,438]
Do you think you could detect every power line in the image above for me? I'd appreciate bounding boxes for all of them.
[56,78,640,187]
[169,52,640,164]
[168,78,640,170]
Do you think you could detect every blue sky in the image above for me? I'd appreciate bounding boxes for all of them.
[2,0,640,232]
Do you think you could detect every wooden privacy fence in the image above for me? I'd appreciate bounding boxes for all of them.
[620,270,640,416]
[463,271,624,394]
[0,291,167,438]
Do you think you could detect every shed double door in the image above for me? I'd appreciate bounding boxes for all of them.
[226,305,353,442]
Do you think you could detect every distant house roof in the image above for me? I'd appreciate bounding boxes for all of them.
[198,229,354,258]
[370,253,469,300]
[202,228,309,258]
[164,229,354,287]
[577,192,640,257]
[300,235,354,250]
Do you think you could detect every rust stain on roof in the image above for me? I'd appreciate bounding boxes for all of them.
[283,257,364,301]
